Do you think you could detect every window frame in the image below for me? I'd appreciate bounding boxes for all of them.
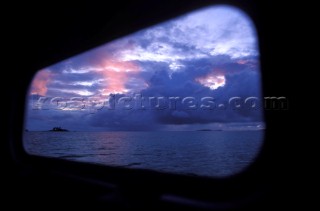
[6,0,279,208]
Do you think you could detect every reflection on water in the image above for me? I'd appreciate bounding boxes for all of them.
[24,131,263,177]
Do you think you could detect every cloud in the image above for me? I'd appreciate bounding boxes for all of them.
[26,5,263,131]
[171,111,190,118]
[118,5,258,68]
[99,58,142,95]
[196,74,226,90]
[30,69,52,96]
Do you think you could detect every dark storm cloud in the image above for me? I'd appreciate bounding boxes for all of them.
[85,56,263,129]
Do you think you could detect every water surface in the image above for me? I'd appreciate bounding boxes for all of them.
[24,131,264,177]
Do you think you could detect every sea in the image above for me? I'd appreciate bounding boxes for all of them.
[24,131,264,177]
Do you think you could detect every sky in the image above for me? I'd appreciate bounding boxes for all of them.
[26,5,264,131]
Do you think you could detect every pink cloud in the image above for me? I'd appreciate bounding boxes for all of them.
[100,59,140,95]
[30,69,52,95]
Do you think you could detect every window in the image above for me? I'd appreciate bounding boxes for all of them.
[24,5,264,177]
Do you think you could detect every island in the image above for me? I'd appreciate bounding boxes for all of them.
[49,127,69,132]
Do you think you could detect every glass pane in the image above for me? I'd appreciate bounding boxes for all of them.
[24,5,265,177]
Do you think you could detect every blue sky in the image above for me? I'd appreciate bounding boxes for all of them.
[26,5,264,131]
